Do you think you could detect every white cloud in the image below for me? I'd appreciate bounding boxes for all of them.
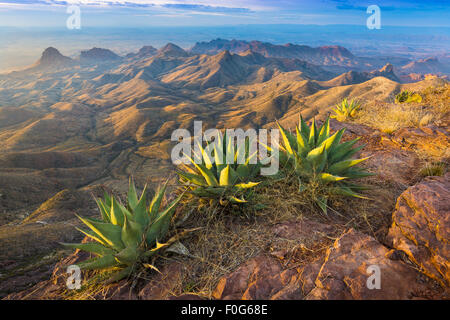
[11,0,272,11]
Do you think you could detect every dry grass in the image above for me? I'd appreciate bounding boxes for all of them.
[356,103,437,134]
[178,210,274,296]
[159,171,394,298]
[61,271,113,300]
[166,182,305,297]
[52,170,395,300]
[269,172,394,239]
[59,190,294,300]
[128,83,446,299]
[418,161,448,178]
[53,156,400,300]
[352,83,449,134]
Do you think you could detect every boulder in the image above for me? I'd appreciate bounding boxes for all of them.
[390,126,450,160]
[212,219,337,300]
[387,173,450,287]
[305,229,435,299]
[213,227,442,300]
[212,255,294,300]
[327,119,423,187]
[360,148,421,186]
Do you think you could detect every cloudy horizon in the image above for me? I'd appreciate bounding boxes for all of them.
[0,0,449,27]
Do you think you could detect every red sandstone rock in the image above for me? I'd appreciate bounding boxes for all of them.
[305,229,434,300]
[387,173,450,287]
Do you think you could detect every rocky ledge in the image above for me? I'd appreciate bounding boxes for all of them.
[3,122,449,300]
[6,172,449,300]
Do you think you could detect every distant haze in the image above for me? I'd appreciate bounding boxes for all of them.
[1,24,450,73]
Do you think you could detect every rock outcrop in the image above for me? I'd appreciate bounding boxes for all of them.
[213,254,297,300]
[37,47,72,68]
[304,229,436,299]
[213,228,443,300]
[387,173,450,287]
[390,126,450,160]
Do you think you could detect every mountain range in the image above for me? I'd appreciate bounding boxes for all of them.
[11,38,449,80]
[0,38,448,298]
[0,39,446,216]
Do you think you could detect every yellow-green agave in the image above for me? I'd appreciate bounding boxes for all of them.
[177,132,262,205]
[273,115,373,213]
[61,179,184,282]
[395,90,422,104]
[331,98,361,121]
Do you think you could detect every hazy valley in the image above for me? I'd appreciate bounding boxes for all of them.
[0,38,449,299]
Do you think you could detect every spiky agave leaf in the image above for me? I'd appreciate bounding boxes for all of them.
[331,98,361,121]
[273,115,374,213]
[177,131,262,205]
[61,179,188,282]
[395,90,422,104]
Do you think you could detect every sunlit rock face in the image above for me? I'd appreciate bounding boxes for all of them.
[387,173,450,287]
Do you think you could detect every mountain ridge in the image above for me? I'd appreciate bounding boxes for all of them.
[0,41,447,298]
[190,39,356,66]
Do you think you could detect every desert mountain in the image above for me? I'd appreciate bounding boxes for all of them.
[126,45,158,59]
[0,40,448,299]
[80,47,122,62]
[320,63,400,86]
[400,57,449,75]
[72,48,334,91]
[157,43,189,58]
[35,47,72,68]
[0,42,446,216]
[190,39,448,77]
[191,39,356,66]
[159,49,334,89]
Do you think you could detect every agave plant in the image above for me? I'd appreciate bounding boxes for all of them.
[177,132,262,205]
[395,90,422,104]
[61,179,184,282]
[331,98,361,121]
[273,115,373,213]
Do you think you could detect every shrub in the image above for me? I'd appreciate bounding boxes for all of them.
[177,132,261,205]
[62,179,185,282]
[274,115,373,213]
[395,90,422,104]
[419,161,446,178]
[331,98,361,121]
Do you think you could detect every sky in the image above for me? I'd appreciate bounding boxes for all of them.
[0,0,449,27]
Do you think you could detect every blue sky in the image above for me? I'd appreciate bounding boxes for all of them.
[0,0,449,27]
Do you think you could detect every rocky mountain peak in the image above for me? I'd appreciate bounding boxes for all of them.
[158,43,188,57]
[80,47,121,61]
[38,47,72,66]
[380,63,394,73]
[138,46,157,56]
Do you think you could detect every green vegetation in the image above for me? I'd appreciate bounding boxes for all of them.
[177,133,262,205]
[62,114,376,288]
[273,116,373,213]
[395,90,422,104]
[419,161,447,178]
[331,98,361,121]
[62,179,185,282]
